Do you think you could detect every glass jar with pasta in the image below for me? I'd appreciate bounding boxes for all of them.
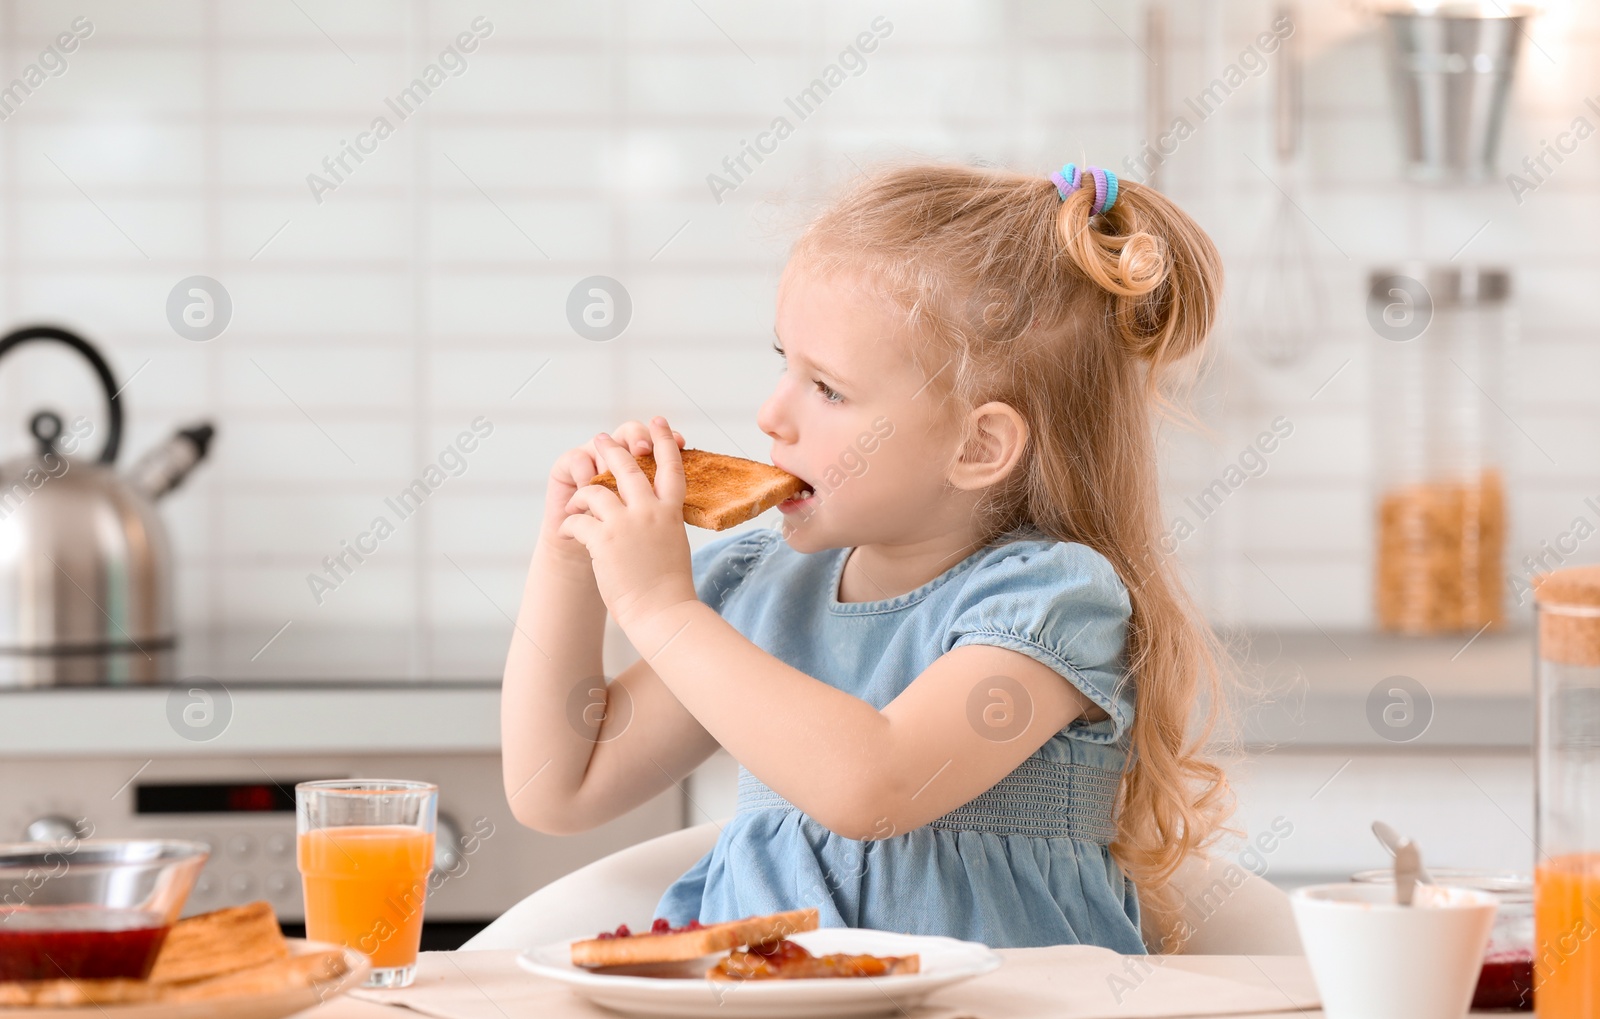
[1369,265,1511,635]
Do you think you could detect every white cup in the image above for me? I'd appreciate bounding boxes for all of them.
[1290,882,1497,1019]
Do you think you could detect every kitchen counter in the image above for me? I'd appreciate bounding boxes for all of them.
[1231,627,1532,750]
[0,627,507,757]
[1,625,1537,757]
[0,684,501,756]
[0,622,1544,891]
[1219,628,1537,885]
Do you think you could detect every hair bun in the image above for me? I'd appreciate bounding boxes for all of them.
[1116,230,1168,296]
[1054,180,1220,376]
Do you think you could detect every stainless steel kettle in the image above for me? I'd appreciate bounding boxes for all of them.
[0,326,214,686]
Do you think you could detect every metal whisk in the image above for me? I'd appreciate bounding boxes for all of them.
[1240,1,1324,368]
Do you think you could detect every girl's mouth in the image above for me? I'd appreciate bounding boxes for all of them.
[777,487,816,514]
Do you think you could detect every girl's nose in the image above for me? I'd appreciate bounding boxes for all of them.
[756,384,793,444]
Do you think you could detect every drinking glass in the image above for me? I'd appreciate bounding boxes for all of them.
[296,779,437,989]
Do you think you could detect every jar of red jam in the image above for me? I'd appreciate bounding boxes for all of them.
[1351,867,1532,1010]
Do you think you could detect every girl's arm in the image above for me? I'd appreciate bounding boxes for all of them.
[500,423,720,835]
[615,600,1097,839]
[560,419,1100,840]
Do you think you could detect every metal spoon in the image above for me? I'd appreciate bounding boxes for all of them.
[1371,821,1437,885]
[1393,839,1422,906]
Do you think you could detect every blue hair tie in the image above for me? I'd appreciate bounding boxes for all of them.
[1049,162,1118,215]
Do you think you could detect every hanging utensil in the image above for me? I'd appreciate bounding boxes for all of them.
[1240,0,1324,367]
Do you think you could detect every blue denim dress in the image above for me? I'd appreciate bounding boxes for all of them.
[653,525,1145,953]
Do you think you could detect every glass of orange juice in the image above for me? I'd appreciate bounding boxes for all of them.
[295,779,437,989]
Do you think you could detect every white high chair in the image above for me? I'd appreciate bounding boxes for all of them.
[460,819,1302,955]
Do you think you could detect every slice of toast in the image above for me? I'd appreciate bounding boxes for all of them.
[588,448,807,531]
[163,947,349,1002]
[570,908,819,969]
[148,900,291,986]
[0,978,157,1007]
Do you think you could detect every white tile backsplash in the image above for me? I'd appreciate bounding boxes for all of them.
[211,0,407,40]
[31,48,207,113]
[0,0,1587,641]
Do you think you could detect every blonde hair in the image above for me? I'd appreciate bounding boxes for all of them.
[791,161,1236,948]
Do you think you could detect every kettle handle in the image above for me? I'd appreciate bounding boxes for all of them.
[0,325,123,465]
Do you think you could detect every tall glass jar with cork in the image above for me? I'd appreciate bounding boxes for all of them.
[1532,566,1600,1017]
[1369,265,1512,634]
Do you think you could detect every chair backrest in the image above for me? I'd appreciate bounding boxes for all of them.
[461,820,724,950]
[1146,852,1303,955]
[463,818,1301,955]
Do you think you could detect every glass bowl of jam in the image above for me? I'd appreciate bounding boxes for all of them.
[1352,867,1533,1011]
[0,838,210,981]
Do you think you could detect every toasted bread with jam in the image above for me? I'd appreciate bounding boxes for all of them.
[570,908,819,969]
[708,938,921,980]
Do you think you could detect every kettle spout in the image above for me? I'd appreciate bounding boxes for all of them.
[128,422,215,501]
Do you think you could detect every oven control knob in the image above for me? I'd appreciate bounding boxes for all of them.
[265,833,293,860]
[265,871,295,899]
[434,813,462,875]
[24,815,83,844]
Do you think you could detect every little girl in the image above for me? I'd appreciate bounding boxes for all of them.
[501,160,1232,953]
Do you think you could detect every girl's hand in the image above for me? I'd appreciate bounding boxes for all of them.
[542,419,685,564]
[559,417,696,629]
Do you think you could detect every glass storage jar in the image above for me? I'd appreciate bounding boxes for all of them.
[1532,566,1600,1017]
[1369,264,1512,634]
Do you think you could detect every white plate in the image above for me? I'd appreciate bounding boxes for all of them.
[518,927,1002,1019]
[0,939,371,1019]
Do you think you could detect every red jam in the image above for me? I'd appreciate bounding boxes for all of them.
[593,918,705,940]
[0,906,171,981]
[1473,951,1534,1011]
[750,938,810,962]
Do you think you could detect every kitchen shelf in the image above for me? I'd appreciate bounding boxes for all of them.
[1230,627,1533,750]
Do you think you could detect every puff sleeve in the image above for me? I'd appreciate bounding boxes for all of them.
[943,540,1135,744]
[690,527,777,615]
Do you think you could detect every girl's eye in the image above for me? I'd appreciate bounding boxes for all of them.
[773,342,843,404]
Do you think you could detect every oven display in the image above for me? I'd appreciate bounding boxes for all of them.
[135,782,305,814]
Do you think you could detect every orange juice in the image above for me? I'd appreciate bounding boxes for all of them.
[1535,852,1600,1017]
[298,825,435,969]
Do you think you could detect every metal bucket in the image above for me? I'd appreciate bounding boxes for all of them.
[1381,6,1529,183]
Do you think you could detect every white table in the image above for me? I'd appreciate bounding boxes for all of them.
[303,949,1327,1018]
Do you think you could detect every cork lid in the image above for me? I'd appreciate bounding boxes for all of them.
[1533,566,1600,610]
[1534,566,1600,666]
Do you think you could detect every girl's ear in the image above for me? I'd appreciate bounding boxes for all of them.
[948,401,1029,492]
